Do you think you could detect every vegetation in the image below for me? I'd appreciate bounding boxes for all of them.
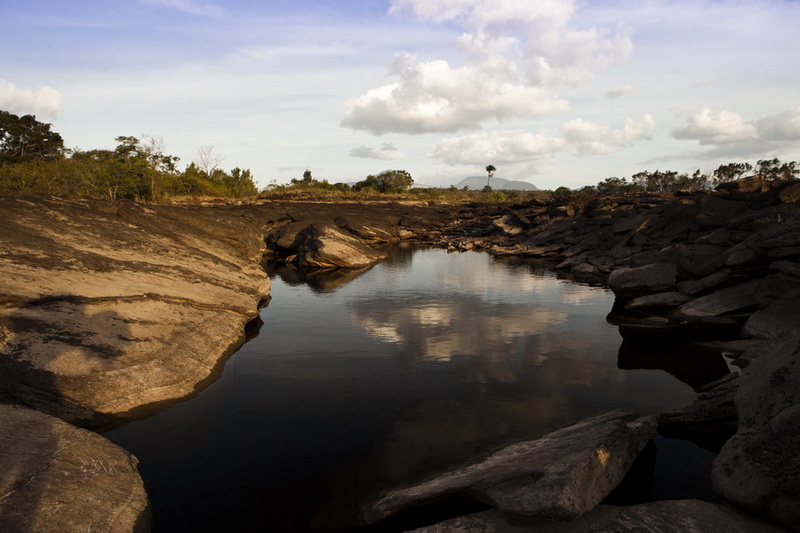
[0,111,257,201]
[2,110,798,205]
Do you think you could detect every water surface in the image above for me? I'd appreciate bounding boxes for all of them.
[106,248,706,532]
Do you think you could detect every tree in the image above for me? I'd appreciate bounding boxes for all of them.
[0,110,64,165]
[353,170,413,193]
[713,162,752,185]
[485,164,496,188]
[196,145,224,177]
[302,169,312,182]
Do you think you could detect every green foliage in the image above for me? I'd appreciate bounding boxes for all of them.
[0,110,64,165]
[0,111,258,201]
[353,169,413,193]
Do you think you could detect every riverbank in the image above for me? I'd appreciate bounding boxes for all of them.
[1,184,798,531]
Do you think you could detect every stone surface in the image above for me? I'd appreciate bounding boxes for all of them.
[365,411,656,525]
[411,500,791,532]
[607,263,678,298]
[625,291,693,309]
[713,334,800,530]
[676,279,761,317]
[0,195,271,426]
[0,404,150,533]
[276,221,389,268]
[742,297,800,340]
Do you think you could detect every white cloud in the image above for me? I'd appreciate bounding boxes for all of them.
[0,80,62,118]
[604,84,642,99]
[755,107,800,141]
[672,108,759,145]
[431,129,566,166]
[341,54,569,134]
[350,143,405,160]
[142,0,224,17]
[344,0,630,135]
[563,115,653,156]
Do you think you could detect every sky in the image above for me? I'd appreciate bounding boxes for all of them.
[2,0,799,190]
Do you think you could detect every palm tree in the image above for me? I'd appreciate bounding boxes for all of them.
[485,165,496,187]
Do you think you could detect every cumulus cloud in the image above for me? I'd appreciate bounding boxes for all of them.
[755,107,800,141]
[341,55,569,134]
[431,129,566,166]
[563,115,653,156]
[350,143,405,160]
[604,84,642,99]
[0,80,62,118]
[343,0,630,135]
[672,108,759,145]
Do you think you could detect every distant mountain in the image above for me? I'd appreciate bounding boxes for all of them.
[453,176,539,191]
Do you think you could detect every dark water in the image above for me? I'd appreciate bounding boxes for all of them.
[105,247,722,532]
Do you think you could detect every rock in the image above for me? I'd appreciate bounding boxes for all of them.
[770,260,800,278]
[492,214,525,236]
[283,222,389,268]
[0,404,150,532]
[742,297,800,340]
[657,374,739,426]
[625,292,693,309]
[608,263,678,299]
[0,196,270,427]
[677,271,733,296]
[713,334,800,530]
[364,411,656,525]
[676,279,761,317]
[410,500,791,532]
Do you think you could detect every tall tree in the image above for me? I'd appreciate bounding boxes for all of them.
[0,110,64,164]
[485,164,496,187]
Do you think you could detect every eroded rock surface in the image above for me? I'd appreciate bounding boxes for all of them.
[0,404,150,533]
[0,195,270,426]
[365,410,656,525]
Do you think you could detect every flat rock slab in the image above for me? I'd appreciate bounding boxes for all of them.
[411,500,791,532]
[0,404,150,533]
[365,411,656,524]
[713,334,800,530]
[0,196,270,426]
[676,279,761,317]
[608,263,677,298]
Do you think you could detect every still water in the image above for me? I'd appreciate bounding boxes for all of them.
[105,247,709,532]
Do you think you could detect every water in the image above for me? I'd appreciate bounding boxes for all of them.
[105,247,715,532]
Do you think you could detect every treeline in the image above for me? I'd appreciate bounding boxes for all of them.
[592,159,798,196]
[0,110,257,201]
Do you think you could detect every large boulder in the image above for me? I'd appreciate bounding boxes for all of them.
[0,404,150,532]
[713,334,800,530]
[365,411,656,525]
[608,263,678,299]
[0,196,270,427]
[271,221,389,268]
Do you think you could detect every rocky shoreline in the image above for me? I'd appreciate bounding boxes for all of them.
[1,184,798,532]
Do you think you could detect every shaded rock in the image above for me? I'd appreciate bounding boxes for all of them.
[676,279,761,317]
[492,214,525,236]
[677,271,733,296]
[742,297,800,340]
[770,260,800,278]
[713,335,800,530]
[365,411,656,524]
[657,374,739,426]
[0,404,150,532]
[411,500,790,532]
[625,291,693,309]
[608,263,678,298]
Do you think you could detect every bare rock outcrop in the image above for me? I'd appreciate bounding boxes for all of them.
[0,195,271,427]
[365,410,656,525]
[713,334,800,530]
[0,404,150,533]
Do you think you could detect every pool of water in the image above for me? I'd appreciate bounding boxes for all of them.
[104,247,715,532]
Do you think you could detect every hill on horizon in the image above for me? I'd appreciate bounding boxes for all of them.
[453,176,539,191]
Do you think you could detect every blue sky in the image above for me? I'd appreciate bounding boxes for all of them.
[2,0,799,190]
